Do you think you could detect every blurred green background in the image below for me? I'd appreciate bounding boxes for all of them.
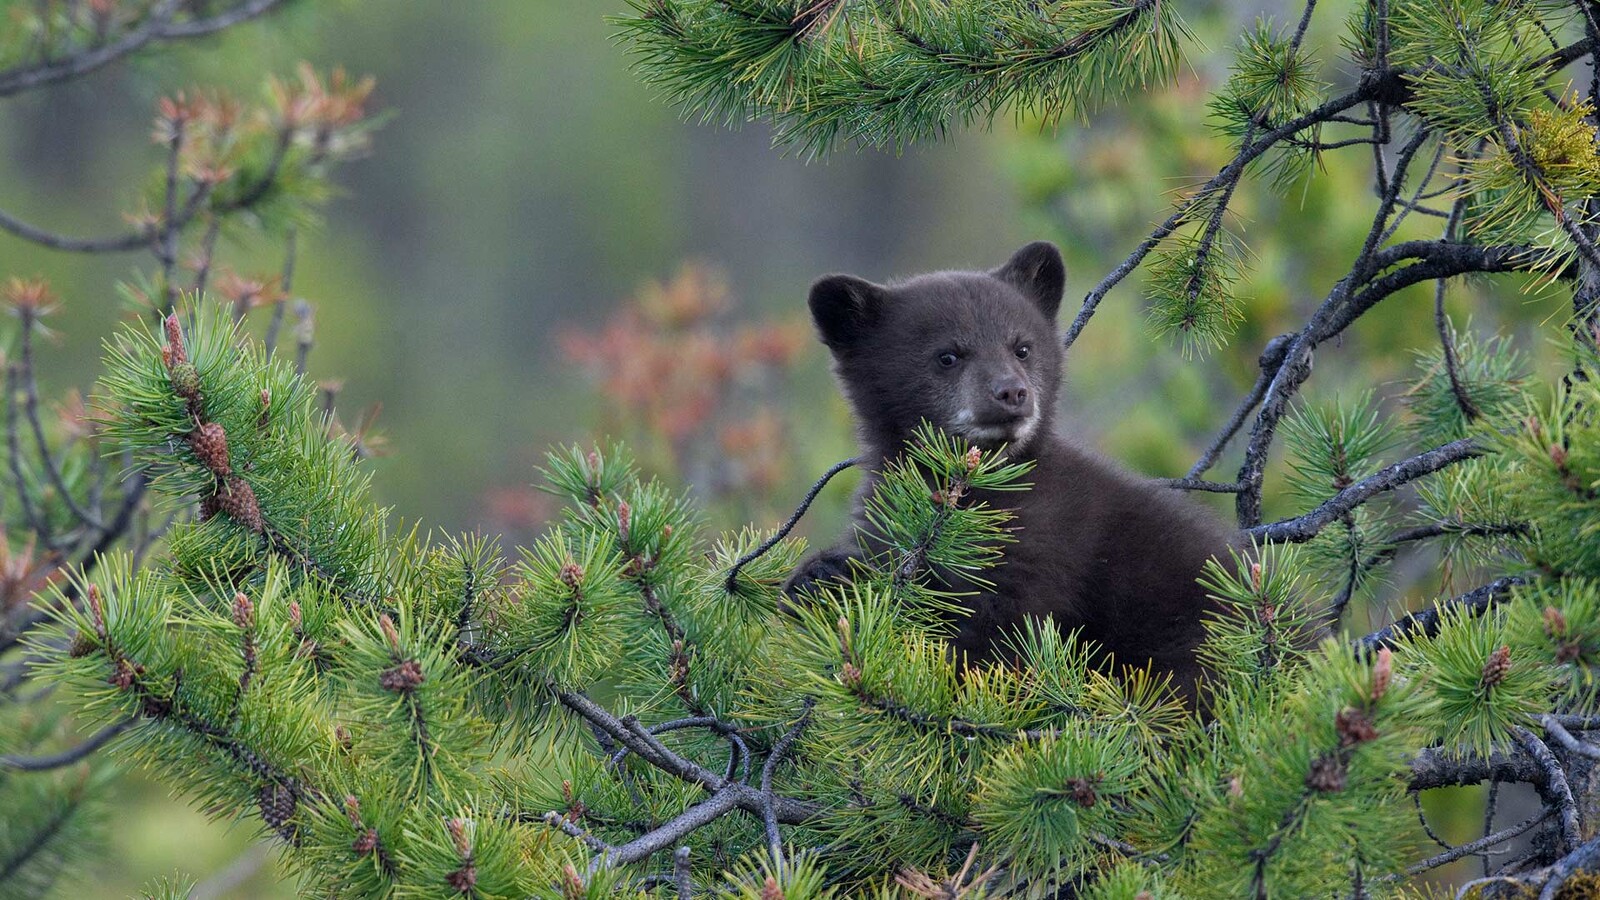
[0,0,1574,894]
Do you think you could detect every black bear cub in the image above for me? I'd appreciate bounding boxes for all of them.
[784,240,1237,702]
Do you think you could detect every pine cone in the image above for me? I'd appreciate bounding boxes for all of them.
[169,362,200,400]
[188,422,231,475]
[258,782,297,838]
[1481,645,1512,688]
[1335,708,1379,746]
[199,492,221,521]
[380,659,426,693]
[1065,775,1099,808]
[217,476,264,532]
[352,827,379,856]
[1306,753,1347,793]
[447,865,477,894]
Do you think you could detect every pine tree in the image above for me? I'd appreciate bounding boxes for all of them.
[21,0,1600,897]
[0,3,376,895]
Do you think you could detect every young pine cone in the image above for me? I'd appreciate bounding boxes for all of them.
[258,782,298,841]
[188,422,231,475]
[217,476,264,532]
[1481,645,1512,688]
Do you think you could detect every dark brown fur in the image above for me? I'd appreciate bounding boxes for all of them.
[784,241,1237,701]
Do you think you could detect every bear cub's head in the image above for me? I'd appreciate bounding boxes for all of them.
[809,241,1066,457]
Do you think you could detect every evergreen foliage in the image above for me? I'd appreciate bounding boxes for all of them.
[11,0,1600,896]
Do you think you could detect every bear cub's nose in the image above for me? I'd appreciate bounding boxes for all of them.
[992,378,1029,410]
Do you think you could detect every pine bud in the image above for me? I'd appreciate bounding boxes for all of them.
[1305,753,1346,793]
[289,600,303,629]
[163,315,187,365]
[380,614,400,652]
[380,659,425,693]
[616,501,632,544]
[217,476,263,532]
[232,592,254,629]
[344,795,362,826]
[1228,775,1244,798]
[1545,606,1569,637]
[840,662,862,688]
[1551,443,1569,469]
[189,422,231,475]
[161,345,174,370]
[87,584,105,636]
[1371,647,1392,702]
[1335,708,1378,746]
[668,639,689,685]
[447,817,471,855]
[1481,645,1512,688]
[761,875,785,900]
[335,725,352,751]
[199,493,221,521]
[562,863,585,899]
[352,828,379,856]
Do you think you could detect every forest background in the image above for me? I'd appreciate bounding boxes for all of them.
[1,0,1577,893]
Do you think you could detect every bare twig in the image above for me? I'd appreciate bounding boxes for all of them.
[674,846,692,900]
[1065,89,1373,351]
[1400,809,1550,875]
[761,701,813,867]
[1354,576,1532,653]
[0,0,287,97]
[1541,715,1600,761]
[555,691,821,825]
[0,717,137,770]
[1185,334,1294,480]
[724,457,857,592]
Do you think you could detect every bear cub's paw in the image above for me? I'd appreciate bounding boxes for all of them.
[781,547,859,603]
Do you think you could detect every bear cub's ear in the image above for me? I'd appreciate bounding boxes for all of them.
[993,240,1065,320]
[808,274,888,352]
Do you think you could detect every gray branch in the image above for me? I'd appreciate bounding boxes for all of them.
[1248,438,1484,544]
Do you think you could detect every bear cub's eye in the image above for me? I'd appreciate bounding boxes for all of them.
[938,351,960,369]
[1014,345,1030,360]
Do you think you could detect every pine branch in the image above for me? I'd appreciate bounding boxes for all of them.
[1513,727,1580,855]
[1537,834,1600,900]
[554,691,821,825]
[0,717,136,771]
[0,0,288,98]
[1409,743,1544,791]
[1353,575,1532,653]
[724,456,856,592]
[1249,438,1484,543]
[1399,809,1550,875]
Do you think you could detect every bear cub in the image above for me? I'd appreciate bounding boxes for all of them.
[784,240,1237,701]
